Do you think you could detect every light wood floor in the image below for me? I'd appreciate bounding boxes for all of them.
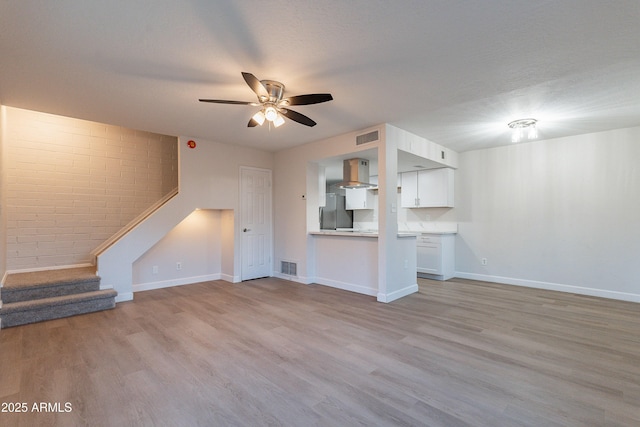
[1,277,638,426]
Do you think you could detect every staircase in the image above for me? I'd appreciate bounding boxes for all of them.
[0,267,117,328]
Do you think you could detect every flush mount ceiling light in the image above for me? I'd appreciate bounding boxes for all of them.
[508,118,538,143]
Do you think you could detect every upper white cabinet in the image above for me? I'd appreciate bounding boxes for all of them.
[345,188,375,210]
[400,168,454,208]
[388,124,459,169]
[400,172,419,207]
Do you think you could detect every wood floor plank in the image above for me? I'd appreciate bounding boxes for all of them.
[0,277,638,426]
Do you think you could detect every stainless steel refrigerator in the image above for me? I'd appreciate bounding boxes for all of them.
[320,193,353,230]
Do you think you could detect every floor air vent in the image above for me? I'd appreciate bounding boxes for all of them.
[280,261,297,276]
[356,130,379,146]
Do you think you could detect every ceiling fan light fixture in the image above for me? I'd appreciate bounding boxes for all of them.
[264,106,278,122]
[508,118,538,143]
[273,114,285,128]
[252,110,266,126]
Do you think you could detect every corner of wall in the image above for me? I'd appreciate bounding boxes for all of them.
[220,209,236,281]
[0,105,7,281]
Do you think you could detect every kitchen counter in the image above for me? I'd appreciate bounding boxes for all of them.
[411,230,457,235]
[401,222,458,235]
[310,229,418,300]
[309,231,418,238]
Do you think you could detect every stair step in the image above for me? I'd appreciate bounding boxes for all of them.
[0,289,117,328]
[1,267,101,303]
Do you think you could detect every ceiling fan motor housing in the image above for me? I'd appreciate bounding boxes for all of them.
[260,80,285,104]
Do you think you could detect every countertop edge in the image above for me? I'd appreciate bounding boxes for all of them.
[309,231,419,238]
[410,231,457,235]
[309,231,378,238]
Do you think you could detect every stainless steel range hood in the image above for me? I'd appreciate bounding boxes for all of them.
[337,158,375,189]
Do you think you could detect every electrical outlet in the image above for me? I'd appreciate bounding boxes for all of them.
[176,262,182,271]
[404,259,409,269]
[152,265,158,274]
[481,258,488,266]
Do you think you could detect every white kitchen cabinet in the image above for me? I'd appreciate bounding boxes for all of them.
[318,165,327,207]
[400,171,418,207]
[345,187,375,210]
[417,233,455,280]
[400,168,454,208]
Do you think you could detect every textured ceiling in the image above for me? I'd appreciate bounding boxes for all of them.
[1,1,639,152]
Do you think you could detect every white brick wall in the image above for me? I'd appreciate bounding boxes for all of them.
[4,107,178,270]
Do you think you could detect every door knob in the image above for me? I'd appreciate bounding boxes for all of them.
[243,228,251,232]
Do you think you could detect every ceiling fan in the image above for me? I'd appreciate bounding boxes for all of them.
[199,72,333,128]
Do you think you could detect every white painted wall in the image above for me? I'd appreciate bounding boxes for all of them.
[273,126,382,283]
[98,137,273,301]
[453,126,640,302]
[378,124,418,302]
[6,104,634,307]
[274,124,418,302]
[314,235,378,296]
[133,209,224,292]
[220,209,235,282]
[0,106,6,282]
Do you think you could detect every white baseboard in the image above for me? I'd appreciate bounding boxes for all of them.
[455,271,640,303]
[313,277,377,297]
[115,292,134,302]
[377,283,419,303]
[283,275,419,302]
[133,273,222,293]
[220,273,240,283]
[273,272,314,285]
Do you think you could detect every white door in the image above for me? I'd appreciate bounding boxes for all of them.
[240,167,272,281]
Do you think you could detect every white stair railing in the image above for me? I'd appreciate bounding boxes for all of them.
[90,187,179,261]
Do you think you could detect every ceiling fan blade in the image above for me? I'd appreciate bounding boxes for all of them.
[199,99,257,105]
[241,72,269,100]
[279,108,317,127]
[248,117,260,127]
[283,93,333,106]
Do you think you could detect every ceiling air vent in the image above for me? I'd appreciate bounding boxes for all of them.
[356,130,379,146]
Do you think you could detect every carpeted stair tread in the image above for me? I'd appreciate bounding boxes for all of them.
[1,289,117,313]
[1,266,118,328]
[1,267,102,304]
[3,266,99,289]
[0,289,117,328]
